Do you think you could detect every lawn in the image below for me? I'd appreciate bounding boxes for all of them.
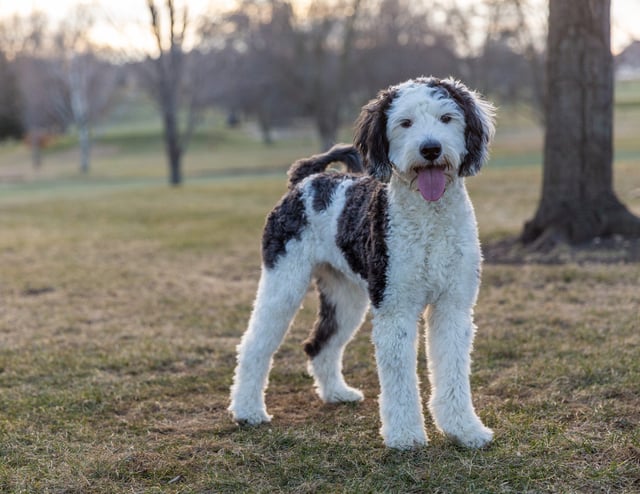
[0,95,639,492]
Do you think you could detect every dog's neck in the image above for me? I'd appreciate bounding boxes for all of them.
[387,174,467,214]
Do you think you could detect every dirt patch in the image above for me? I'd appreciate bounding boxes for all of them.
[483,235,640,264]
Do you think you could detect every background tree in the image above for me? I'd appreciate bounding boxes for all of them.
[143,0,203,186]
[204,0,466,151]
[474,0,545,114]
[354,0,460,95]
[198,0,365,151]
[50,5,119,174]
[522,0,640,247]
[0,50,24,141]
[297,0,364,150]
[1,12,63,168]
[198,1,298,145]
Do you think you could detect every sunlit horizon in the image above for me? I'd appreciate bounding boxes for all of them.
[0,0,639,56]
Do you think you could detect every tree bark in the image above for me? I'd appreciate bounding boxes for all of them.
[522,0,640,247]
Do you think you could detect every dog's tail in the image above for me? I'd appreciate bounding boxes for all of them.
[287,144,363,189]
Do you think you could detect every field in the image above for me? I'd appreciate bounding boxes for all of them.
[0,86,639,493]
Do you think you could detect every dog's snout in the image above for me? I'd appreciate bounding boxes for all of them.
[419,140,442,161]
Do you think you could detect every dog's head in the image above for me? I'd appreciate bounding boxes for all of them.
[354,77,495,200]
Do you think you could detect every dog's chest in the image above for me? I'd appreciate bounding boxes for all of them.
[389,221,459,301]
[384,192,475,307]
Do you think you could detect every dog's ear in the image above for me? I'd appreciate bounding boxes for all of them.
[354,88,397,182]
[436,78,496,177]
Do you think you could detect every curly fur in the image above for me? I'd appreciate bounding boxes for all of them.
[229,76,496,450]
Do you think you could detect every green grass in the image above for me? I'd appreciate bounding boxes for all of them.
[0,94,640,492]
[616,79,640,108]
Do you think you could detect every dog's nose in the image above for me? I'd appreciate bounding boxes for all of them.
[420,141,442,161]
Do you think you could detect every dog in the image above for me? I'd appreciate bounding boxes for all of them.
[228,77,496,450]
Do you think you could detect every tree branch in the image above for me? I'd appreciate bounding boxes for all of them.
[147,0,163,54]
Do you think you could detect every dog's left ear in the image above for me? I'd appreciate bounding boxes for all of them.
[354,87,398,182]
[437,78,496,177]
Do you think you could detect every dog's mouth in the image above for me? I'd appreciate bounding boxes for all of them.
[410,163,452,202]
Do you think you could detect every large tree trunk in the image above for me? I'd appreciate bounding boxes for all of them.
[522,0,640,247]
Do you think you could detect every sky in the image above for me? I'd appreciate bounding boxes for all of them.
[0,0,639,55]
[0,0,220,55]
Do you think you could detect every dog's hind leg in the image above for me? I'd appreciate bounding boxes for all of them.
[304,265,369,403]
[229,253,313,425]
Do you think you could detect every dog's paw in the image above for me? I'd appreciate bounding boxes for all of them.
[381,422,428,450]
[321,385,364,404]
[383,431,428,450]
[444,421,493,449]
[228,406,272,426]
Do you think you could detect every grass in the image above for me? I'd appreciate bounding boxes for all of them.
[0,93,640,492]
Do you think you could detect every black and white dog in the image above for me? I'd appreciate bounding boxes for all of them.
[229,77,496,449]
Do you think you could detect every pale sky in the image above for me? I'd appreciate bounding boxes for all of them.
[0,0,638,55]
[0,0,221,55]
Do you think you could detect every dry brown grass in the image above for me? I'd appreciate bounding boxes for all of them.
[1,107,639,492]
[1,166,639,492]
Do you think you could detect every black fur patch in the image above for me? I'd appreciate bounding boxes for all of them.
[311,174,343,212]
[262,188,308,269]
[353,88,398,183]
[425,78,488,177]
[303,290,338,358]
[288,144,363,189]
[336,178,389,308]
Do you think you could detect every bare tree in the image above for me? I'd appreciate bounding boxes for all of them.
[0,11,48,59]
[51,5,119,174]
[459,0,546,115]
[209,0,365,151]
[355,0,460,94]
[521,0,640,247]
[1,12,61,168]
[143,0,203,186]
[301,0,364,150]
[198,1,298,144]
[199,0,465,150]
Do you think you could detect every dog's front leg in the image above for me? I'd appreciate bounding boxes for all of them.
[425,303,493,448]
[372,311,427,449]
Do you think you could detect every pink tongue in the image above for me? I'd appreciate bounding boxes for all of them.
[417,168,446,201]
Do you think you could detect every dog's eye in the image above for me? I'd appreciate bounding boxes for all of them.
[440,114,453,124]
[399,119,413,128]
